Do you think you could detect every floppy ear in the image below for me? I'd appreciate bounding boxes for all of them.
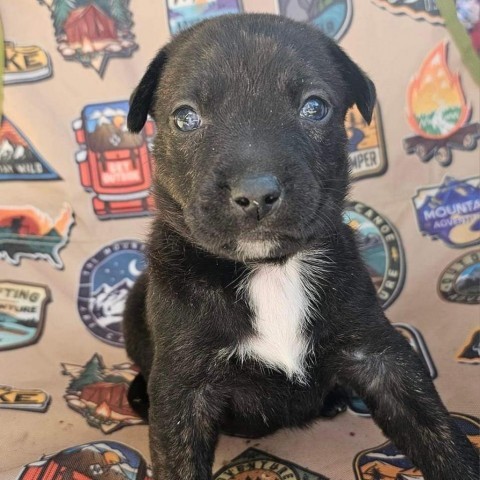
[330,44,376,124]
[127,48,169,133]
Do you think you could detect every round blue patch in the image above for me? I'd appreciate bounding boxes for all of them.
[78,240,146,347]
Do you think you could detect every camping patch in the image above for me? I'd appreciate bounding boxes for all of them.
[73,100,155,219]
[0,385,50,412]
[39,0,137,77]
[353,413,479,479]
[346,103,387,181]
[214,447,329,479]
[412,176,480,249]
[0,281,51,352]
[61,353,145,433]
[0,203,74,269]
[4,40,52,85]
[438,250,480,304]
[78,240,146,347]
[277,0,353,40]
[403,42,480,167]
[0,116,60,181]
[371,0,443,24]
[344,201,406,308]
[346,323,437,416]
[16,441,152,480]
[167,0,243,35]
[457,329,480,364]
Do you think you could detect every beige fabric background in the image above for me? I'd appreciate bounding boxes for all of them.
[0,1,479,479]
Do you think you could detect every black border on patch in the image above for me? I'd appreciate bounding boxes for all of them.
[438,250,480,304]
[214,447,329,479]
[344,201,406,309]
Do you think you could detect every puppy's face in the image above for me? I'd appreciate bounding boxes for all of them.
[128,14,375,261]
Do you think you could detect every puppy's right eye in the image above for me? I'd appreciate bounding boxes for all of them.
[300,97,330,121]
[173,107,202,132]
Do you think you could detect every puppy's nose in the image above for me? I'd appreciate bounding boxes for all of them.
[230,174,283,221]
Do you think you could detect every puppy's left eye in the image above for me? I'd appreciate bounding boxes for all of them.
[299,97,330,121]
[173,107,202,131]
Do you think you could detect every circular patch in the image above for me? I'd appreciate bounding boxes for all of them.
[278,0,353,41]
[438,250,480,304]
[78,240,146,347]
[344,201,406,309]
[215,459,298,480]
[17,441,151,480]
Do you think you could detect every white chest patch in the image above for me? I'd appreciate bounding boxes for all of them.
[236,253,319,383]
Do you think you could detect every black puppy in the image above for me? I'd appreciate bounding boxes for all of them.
[123,14,478,480]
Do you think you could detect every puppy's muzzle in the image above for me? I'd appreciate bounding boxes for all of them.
[229,173,283,221]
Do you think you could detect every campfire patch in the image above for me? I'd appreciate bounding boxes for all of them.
[78,240,146,347]
[4,40,52,85]
[412,176,480,249]
[39,0,137,77]
[73,100,155,220]
[457,329,480,364]
[353,413,479,479]
[214,447,328,479]
[371,0,443,24]
[167,0,243,35]
[61,353,145,433]
[0,281,51,352]
[438,250,480,304]
[346,104,387,181]
[403,42,480,167]
[0,385,50,412]
[347,323,437,417]
[0,116,60,181]
[277,0,353,40]
[344,201,405,309]
[0,203,74,269]
[16,441,152,480]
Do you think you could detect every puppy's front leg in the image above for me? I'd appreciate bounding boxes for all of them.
[336,323,478,480]
[148,364,225,480]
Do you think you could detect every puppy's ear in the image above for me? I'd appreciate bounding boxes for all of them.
[128,48,169,133]
[331,44,376,124]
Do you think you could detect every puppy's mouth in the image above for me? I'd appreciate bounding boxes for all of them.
[235,238,279,261]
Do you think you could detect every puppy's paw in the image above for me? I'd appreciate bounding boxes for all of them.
[127,373,150,421]
[319,387,348,419]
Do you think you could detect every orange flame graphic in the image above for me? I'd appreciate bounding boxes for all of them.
[407,42,470,139]
[95,401,112,419]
